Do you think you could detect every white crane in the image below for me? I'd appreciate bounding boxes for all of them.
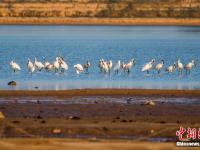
[121,62,126,72]
[98,59,104,73]
[107,60,112,73]
[141,59,155,74]
[10,60,21,72]
[177,59,183,74]
[124,58,135,73]
[113,60,121,74]
[59,57,68,73]
[155,60,164,74]
[83,60,91,73]
[43,58,53,72]
[44,59,50,68]
[166,63,176,73]
[102,61,109,73]
[44,58,50,69]
[74,64,84,75]
[27,58,35,73]
[46,64,54,72]
[34,58,44,71]
[185,60,195,74]
[53,57,60,72]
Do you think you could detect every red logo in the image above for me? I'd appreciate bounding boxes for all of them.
[176,127,200,141]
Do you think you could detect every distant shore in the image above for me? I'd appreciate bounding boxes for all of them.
[0,17,200,26]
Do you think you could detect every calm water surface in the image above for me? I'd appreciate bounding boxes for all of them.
[0,25,200,90]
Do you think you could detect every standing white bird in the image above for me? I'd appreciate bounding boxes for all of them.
[102,61,109,73]
[166,63,176,73]
[83,60,91,73]
[185,60,195,74]
[53,57,60,72]
[155,60,164,74]
[98,59,104,72]
[107,60,113,73]
[34,58,44,71]
[74,64,84,75]
[114,60,121,74]
[46,64,54,72]
[141,59,155,74]
[44,59,50,69]
[10,60,21,72]
[177,59,183,74]
[121,62,126,72]
[43,58,54,71]
[124,59,135,73]
[59,57,68,72]
[27,58,35,73]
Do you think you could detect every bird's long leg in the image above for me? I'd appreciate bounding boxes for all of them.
[147,70,149,74]
[189,69,190,75]
[115,69,118,75]
[86,68,88,74]
[127,69,130,74]
[99,69,102,74]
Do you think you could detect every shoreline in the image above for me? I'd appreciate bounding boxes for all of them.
[0,89,200,97]
[0,17,200,26]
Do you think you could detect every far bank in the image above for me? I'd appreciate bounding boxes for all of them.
[0,17,200,26]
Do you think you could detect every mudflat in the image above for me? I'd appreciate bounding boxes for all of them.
[0,89,199,149]
[0,89,199,138]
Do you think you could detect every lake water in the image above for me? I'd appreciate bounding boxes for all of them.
[0,25,200,90]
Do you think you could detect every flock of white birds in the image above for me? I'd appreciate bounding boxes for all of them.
[9,57,196,75]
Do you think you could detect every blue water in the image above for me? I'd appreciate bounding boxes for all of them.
[0,25,200,90]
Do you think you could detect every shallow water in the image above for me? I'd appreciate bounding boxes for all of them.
[0,25,200,90]
[0,96,199,105]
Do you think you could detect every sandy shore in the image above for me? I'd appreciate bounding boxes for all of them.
[0,138,191,150]
[0,138,196,150]
[0,17,200,26]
